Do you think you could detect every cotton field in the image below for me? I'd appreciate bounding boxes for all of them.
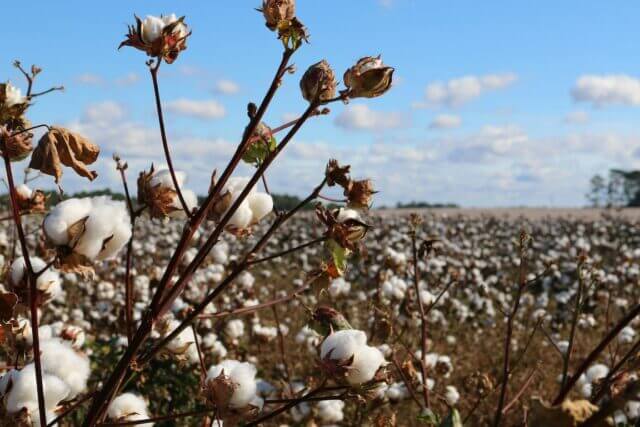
[1,208,640,426]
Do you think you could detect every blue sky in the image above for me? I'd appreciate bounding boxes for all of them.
[3,0,640,206]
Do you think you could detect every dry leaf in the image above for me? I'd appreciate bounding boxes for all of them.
[0,291,18,322]
[529,397,611,427]
[29,126,99,183]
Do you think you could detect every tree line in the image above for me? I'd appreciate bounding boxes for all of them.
[587,169,640,207]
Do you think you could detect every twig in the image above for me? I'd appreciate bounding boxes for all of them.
[149,60,191,217]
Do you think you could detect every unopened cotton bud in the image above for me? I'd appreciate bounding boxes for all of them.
[300,60,337,103]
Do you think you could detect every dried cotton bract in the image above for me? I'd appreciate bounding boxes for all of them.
[138,166,198,219]
[44,196,132,274]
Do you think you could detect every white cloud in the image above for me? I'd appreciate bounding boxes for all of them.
[429,114,462,130]
[571,74,640,107]
[334,104,405,131]
[447,125,528,162]
[165,99,226,119]
[564,111,589,124]
[82,101,126,124]
[115,73,139,86]
[424,73,518,107]
[75,73,105,85]
[213,79,240,95]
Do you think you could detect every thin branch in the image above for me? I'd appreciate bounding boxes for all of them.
[149,60,191,217]
[247,236,326,266]
[2,150,46,427]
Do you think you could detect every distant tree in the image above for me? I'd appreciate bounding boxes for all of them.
[586,174,606,207]
[588,169,640,207]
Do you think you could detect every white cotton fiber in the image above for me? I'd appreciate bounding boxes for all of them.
[5,365,70,414]
[39,338,90,398]
[247,193,273,223]
[347,344,385,385]
[44,197,131,261]
[43,198,94,245]
[320,329,367,361]
[108,393,152,426]
[207,359,258,409]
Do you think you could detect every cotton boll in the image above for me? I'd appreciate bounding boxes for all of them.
[207,360,258,409]
[625,400,640,419]
[316,400,345,423]
[5,365,70,415]
[444,386,460,406]
[328,277,351,298]
[43,198,93,245]
[15,184,32,199]
[225,319,245,340]
[108,393,152,426]
[10,257,61,299]
[228,201,253,229]
[586,364,609,383]
[336,208,361,223]
[321,329,367,361]
[247,193,273,223]
[39,338,90,397]
[347,344,385,385]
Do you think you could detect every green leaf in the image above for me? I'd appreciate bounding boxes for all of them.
[327,238,350,276]
[439,409,462,427]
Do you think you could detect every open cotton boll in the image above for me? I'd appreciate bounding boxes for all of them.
[207,360,258,409]
[321,329,368,361]
[43,198,94,245]
[108,393,153,426]
[336,208,361,223]
[444,385,460,406]
[39,338,90,398]
[16,184,33,199]
[316,399,345,423]
[5,364,70,416]
[346,344,385,385]
[228,201,253,229]
[247,193,273,223]
[586,364,609,383]
[10,256,61,297]
[328,277,351,298]
[45,197,131,261]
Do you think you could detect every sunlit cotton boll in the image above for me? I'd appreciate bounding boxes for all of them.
[221,177,273,229]
[316,399,345,423]
[108,393,153,426]
[444,385,460,406]
[149,169,198,218]
[320,329,386,385]
[5,82,26,107]
[207,360,259,409]
[44,197,131,261]
[39,337,90,398]
[10,256,61,299]
[4,364,70,425]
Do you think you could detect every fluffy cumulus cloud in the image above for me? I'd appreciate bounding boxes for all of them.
[424,73,518,107]
[213,79,240,95]
[165,98,226,119]
[571,75,640,107]
[32,99,640,208]
[429,114,462,130]
[334,104,406,131]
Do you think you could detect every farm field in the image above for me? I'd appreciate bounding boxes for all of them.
[2,207,639,425]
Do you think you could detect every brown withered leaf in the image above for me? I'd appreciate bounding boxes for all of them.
[0,291,18,322]
[529,397,610,427]
[29,126,99,183]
